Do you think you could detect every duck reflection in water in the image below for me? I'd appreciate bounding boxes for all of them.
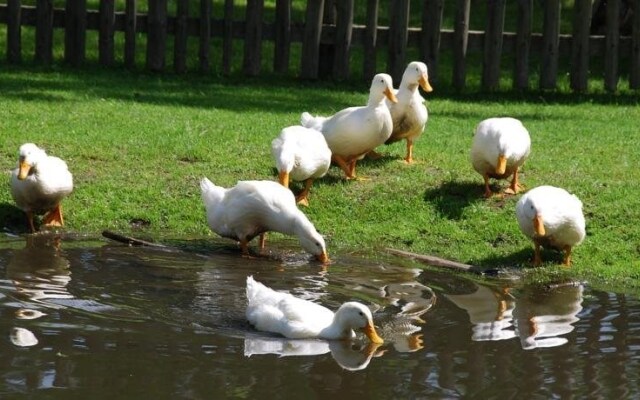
[244,337,384,371]
[446,281,584,349]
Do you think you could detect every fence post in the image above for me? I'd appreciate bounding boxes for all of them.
[200,0,212,73]
[243,0,264,76]
[604,0,621,92]
[274,0,292,73]
[570,0,591,92]
[222,0,233,74]
[7,0,22,63]
[146,0,168,72]
[35,0,54,65]
[388,0,410,84]
[482,0,506,91]
[65,0,86,66]
[124,0,136,69]
[540,0,560,90]
[301,0,325,80]
[333,0,353,80]
[631,0,640,89]
[175,0,189,73]
[514,0,532,90]
[99,0,115,66]
[318,0,336,78]
[421,0,444,84]
[453,0,470,90]
[362,0,379,81]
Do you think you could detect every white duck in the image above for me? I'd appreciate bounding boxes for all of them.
[470,117,531,197]
[271,125,331,207]
[200,178,329,263]
[378,61,433,163]
[10,143,74,233]
[301,73,398,179]
[246,275,384,343]
[515,185,586,266]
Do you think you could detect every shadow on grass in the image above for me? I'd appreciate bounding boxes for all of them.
[0,203,29,234]
[1,64,637,117]
[423,180,486,220]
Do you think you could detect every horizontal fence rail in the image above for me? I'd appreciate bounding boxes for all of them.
[1,0,639,92]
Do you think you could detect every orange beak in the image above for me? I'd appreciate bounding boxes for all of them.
[533,214,546,237]
[17,159,31,180]
[316,251,330,264]
[362,321,384,344]
[495,155,507,175]
[384,87,398,103]
[278,171,290,188]
[419,74,433,93]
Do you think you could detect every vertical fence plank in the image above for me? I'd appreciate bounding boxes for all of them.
[99,0,115,66]
[318,0,335,78]
[200,0,211,73]
[333,0,353,80]
[570,0,591,92]
[482,0,506,90]
[514,0,532,90]
[35,0,54,65]
[147,0,168,72]
[631,0,640,89]
[65,0,86,66]
[124,0,136,69]
[540,0,560,89]
[7,0,22,63]
[222,0,233,74]
[174,0,189,73]
[604,0,620,92]
[362,0,379,81]
[453,0,470,90]
[243,0,264,76]
[421,0,444,83]
[301,0,325,80]
[388,0,410,83]
[274,0,291,73]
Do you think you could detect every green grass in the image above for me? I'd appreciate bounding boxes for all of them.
[1,64,639,294]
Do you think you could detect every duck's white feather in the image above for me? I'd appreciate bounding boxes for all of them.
[516,185,586,249]
[246,276,383,342]
[10,143,73,217]
[271,126,331,182]
[199,178,327,259]
[471,117,531,179]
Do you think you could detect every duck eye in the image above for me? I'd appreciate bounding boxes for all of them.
[358,311,364,316]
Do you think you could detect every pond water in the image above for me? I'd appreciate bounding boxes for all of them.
[0,233,638,398]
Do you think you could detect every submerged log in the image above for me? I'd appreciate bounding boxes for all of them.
[102,230,167,248]
[386,248,483,274]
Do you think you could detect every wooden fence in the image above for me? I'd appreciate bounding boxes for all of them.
[0,0,639,92]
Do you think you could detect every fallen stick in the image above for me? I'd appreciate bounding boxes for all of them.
[386,248,482,273]
[102,230,167,248]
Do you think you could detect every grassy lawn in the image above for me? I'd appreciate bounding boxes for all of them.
[1,64,639,294]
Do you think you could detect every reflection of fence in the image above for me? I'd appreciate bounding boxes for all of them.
[0,1,639,92]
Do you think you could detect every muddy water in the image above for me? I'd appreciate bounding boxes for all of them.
[0,234,638,398]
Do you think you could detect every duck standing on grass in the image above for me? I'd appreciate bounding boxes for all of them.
[271,125,331,207]
[301,73,398,179]
[200,178,329,263]
[515,185,586,266]
[470,117,531,198]
[373,61,433,163]
[10,143,74,233]
[246,275,384,343]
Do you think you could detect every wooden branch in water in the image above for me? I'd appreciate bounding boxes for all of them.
[386,248,481,273]
[102,230,167,248]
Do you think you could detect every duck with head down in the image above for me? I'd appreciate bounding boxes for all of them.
[246,276,384,344]
[10,143,74,233]
[200,178,329,263]
[301,73,398,179]
[516,185,586,266]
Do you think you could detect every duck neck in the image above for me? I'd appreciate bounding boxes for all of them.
[321,313,355,340]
